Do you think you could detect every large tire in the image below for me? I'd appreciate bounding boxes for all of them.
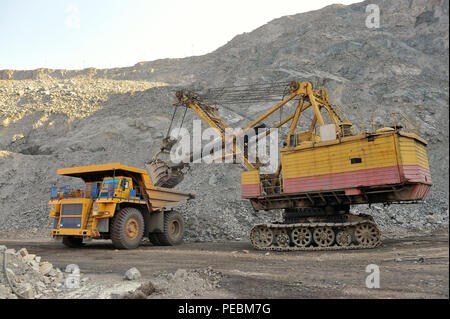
[156,211,184,246]
[111,207,144,249]
[62,236,85,248]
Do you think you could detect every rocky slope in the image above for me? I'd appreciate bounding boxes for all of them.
[0,0,448,241]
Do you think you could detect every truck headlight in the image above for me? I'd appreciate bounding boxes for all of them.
[51,205,56,211]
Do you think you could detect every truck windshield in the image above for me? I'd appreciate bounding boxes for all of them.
[102,179,120,190]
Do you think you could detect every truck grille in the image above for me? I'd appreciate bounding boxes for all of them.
[61,203,83,215]
[60,217,82,229]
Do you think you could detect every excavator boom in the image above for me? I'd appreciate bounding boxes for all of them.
[148,81,352,187]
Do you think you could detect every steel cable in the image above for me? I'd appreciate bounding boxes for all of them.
[201,81,295,106]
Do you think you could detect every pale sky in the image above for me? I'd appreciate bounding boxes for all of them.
[0,0,360,70]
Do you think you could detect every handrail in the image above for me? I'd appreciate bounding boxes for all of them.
[50,183,147,201]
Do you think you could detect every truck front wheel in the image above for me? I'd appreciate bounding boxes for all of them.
[157,211,184,246]
[111,207,144,249]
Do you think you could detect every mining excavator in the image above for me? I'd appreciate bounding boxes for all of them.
[148,80,432,251]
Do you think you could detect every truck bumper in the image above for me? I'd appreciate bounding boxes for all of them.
[51,228,93,237]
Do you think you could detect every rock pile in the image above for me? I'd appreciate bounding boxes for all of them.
[0,77,167,125]
[112,282,157,299]
[112,267,223,299]
[0,245,73,299]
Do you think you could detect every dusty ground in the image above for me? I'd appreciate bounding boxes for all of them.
[1,231,448,299]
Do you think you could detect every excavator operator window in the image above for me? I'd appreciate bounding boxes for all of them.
[121,178,129,190]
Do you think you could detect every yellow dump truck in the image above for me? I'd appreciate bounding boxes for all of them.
[48,163,194,249]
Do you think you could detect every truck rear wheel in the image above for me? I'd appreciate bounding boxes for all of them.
[62,236,85,248]
[157,211,184,246]
[111,207,144,249]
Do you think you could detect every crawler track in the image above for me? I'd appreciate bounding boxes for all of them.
[250,214,382,251]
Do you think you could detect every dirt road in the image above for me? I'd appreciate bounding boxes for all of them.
[1,233,448,299]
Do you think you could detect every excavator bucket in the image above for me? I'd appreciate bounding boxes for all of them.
[146,160,185,188]
[147,137,187,188]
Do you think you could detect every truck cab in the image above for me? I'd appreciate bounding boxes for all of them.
[49,163,194,249]
[99,176,134,199]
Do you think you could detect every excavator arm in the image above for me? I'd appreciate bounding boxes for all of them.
[148,81,352,188]
[173,89,258,170]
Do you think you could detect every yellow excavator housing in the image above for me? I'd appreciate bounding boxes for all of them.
[243,129,431,210]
